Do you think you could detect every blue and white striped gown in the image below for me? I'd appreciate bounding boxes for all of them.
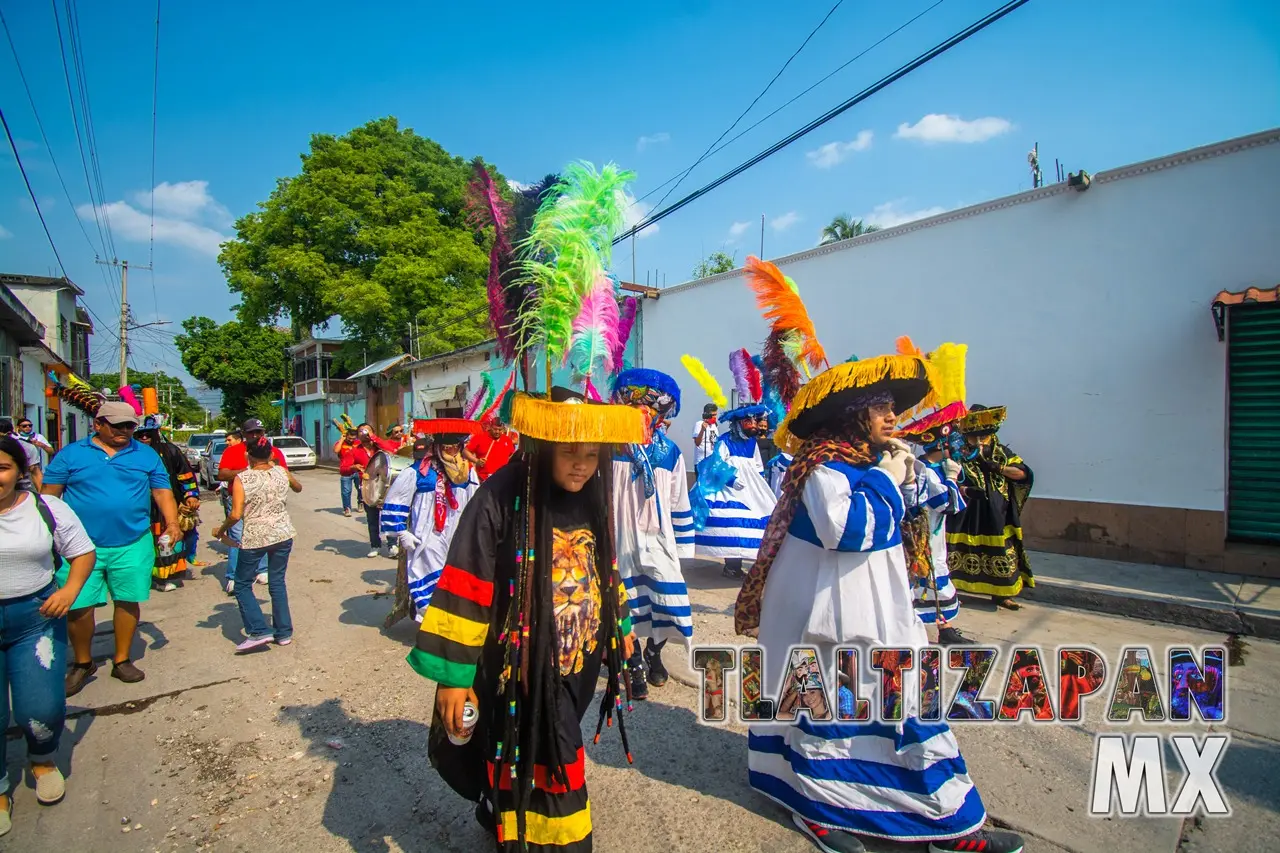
[748,461,987,842]
[380,464,479,622]
[904,462,966,625]
[694,435,777,561]
[612,437,696,646]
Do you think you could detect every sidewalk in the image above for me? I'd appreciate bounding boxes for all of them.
[1019,549,1280,639]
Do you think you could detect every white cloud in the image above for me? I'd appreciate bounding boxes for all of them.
[805,130,873,168]
[770,211,800,232]
[79,200,229,257]
[132,180,231,226]
[727,220,753,240]
[507,178,532,192]
[0,224,11,239]
[895,114,1012,143]
[636,132,671,152]
[621,192,658,239]
[861,201,949,230]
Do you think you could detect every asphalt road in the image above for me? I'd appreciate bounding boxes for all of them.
[4,468,1277,852]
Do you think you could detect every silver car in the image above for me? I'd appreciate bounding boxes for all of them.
[271,435,318,469]
[199,439,230,489]
[184,433,221,468]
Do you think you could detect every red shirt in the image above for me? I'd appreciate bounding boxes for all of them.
[339,444,372,476]
[469,432,516,481]
[220,443,288,474]
[374,436,405,454]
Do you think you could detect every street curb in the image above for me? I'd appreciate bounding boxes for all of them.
[1022,580,1280,641]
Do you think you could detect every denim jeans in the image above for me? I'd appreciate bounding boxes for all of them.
[234,539,294,641]
[340,474,356,512]
[0,582,67,791]
[365,505,382,549]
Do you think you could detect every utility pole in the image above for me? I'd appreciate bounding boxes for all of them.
[97,258,161,387]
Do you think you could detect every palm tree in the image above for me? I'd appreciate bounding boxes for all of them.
[821,214,880,245]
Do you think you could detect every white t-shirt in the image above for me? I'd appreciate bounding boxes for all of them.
[692,419,720,464]
[0,492,96,599]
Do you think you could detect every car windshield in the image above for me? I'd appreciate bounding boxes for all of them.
[210,441,228,455]
[273,437,308,449]
[188,435,214,449]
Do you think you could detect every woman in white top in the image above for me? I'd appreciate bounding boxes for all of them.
[213,438,301,653]
[0,436,96,833]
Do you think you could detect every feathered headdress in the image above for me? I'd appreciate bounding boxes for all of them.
[927,342,967,408]
[566,275,621,400]
[744,256,828,374]
[680,354,728,409]
[463,373,495,420]
[729,348,763,406]
[612,296,639,369]
[464,162,520,362]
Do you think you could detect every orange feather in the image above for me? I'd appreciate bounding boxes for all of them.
[744,256,827,370]
[895,335,922,357]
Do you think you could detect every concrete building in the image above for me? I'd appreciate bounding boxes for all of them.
[283,337,362,463]
[0,274,94,450]
[638,128,1280,577]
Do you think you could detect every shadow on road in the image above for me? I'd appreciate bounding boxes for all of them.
[278,698,489,853]
[195,601,248,645]
[314,538,376,560]
[3,704,96,799]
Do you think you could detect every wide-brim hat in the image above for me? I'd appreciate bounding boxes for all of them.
[510,387,645,445]
[958,405,1006,437]
[774,354,935,453]
[721,404,770,423]
[612,368,682,418]
[412,418,482,447]
[896,401,969,448]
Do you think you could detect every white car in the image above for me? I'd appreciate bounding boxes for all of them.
[272,435,317,469]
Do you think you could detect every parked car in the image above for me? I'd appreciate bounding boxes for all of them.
[199,439,230,489]
[271,435,317,470]
[184,433,221,468]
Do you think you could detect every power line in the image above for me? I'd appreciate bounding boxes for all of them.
[2,106,69,278]
[648,0,846,216]
[65,0,116,260]
[148,0,161,319]
[614,0,1031,244]
[630,0,949,212]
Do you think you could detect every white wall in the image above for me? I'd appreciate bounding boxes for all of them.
[410,350,491,417]
[643,131,1280,513]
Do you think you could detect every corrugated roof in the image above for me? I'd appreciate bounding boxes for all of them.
[347,353,411,380]
[1212,285,1280,307]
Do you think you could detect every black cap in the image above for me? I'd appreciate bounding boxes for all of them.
[412,437,431,459]
[242,418,265,433]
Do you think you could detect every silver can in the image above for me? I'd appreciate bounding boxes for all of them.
[447,702,478,746]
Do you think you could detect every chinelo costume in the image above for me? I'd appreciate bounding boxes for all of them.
[685,350,777,579]
[730,259,1024,853]
[945,405,1035,608]
[413,161,646,852]
[382,420,483,627]
[610,367,694,699]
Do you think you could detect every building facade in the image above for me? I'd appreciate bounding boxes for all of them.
[639,128,1280,577]
[283,337,362,463]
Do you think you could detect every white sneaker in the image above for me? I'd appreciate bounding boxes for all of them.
[367,550,379,559]
[388,545,400,558]
[255,573,268,585]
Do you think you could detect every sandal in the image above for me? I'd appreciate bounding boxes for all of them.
[995,597,1022,611]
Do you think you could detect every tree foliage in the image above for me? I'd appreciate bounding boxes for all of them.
[219,117,495,357]
[692,251,737,280]
[174,317,291,422]
[89,370,205,427]
[821,215,880,245]
[246,391,283,434]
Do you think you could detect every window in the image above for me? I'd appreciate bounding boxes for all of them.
[273,437,309,449]
[1227,302,1280,544]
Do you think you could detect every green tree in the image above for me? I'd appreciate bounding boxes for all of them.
[692,251,737,280]
[174,317,291,422]
[820,215,880,245]
[89,370,206,428]
[246,391,283,434]
[219,116,495,357]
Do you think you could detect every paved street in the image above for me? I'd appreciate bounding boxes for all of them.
[5,468,1278,853]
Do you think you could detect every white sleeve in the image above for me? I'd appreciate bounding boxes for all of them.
[45,496,96,559]
[380,468,417,534]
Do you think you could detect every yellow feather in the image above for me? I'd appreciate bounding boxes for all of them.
[928,343,967,407]
[680,354,729,409]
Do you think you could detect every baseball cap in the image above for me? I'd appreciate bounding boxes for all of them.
[242,418,265,433]
[97,401,141,426]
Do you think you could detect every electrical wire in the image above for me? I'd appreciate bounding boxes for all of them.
[2,105,69,279]
[65,0,117,261]
[148,0,161,319]
[614,0,1030,244]
[647,0,845,216]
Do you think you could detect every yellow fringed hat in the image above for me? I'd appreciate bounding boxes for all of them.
[510,387,646,445]
[773,353,937,453]
[958,404,1006,437]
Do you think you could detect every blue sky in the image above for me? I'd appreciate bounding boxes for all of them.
[2,0,1277,384]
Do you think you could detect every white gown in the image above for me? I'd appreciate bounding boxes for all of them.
[611,434,696,646]
[693,435,777,561]
[380,463,480,622]
[767,452,793,498]
[747,460,986,842]
[903,461,965,625]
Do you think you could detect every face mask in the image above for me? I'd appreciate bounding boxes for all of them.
[19,426,32,435]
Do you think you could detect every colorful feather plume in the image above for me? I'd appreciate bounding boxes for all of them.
[728,347,762,405]
[463,372,495,420]
[762,329,802,405]
[516,162,635,363]
[896,336,923,357]
[566,274,621,399]
[927,342,967,407]
[612,296,638,368]
[753,354,786,427]
[465,162,520,362]
[681,354,728,409]
[118,385,143,416]
[479,370,517,423]
[744,256,827,371]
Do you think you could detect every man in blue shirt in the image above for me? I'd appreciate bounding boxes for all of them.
[42,401,181,696]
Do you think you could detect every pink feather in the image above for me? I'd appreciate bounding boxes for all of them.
[566,275,621,377]
[465,163,519,362]
[729,349,750,404]
[745,353,763,404]
[463,382,487,420]
[611,296,638,368]
[118,386,143,416]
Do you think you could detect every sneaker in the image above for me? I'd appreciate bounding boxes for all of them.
[235,635,273,653]
[343,508,352,517]
[33,765,66,805]
[937,625,972,645]
[0,794,10,836]
[255,572,268,585]
[275,637,293,646]
[367,550,380,559]
[628,657,649,700]
[791,813,866,853]
[111,660,146,683]
[929,829,1025,853]
[153,581,179,592]
[64,661,97,697]
[645,643,669,688]
[722,562,746,579]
